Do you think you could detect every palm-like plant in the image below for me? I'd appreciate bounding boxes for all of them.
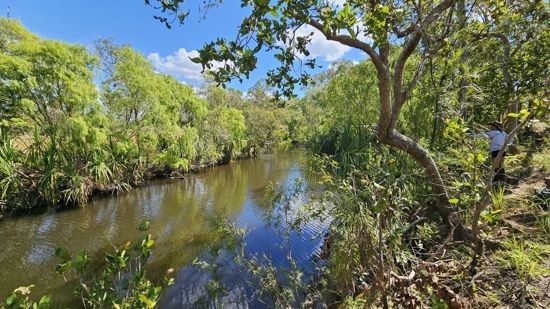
[86,149,113,185]
[0,130,22,205]
[62,174,90,205]
[38,147,63,205]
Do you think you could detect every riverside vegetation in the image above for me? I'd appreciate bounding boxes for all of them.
[2,0,550,308]
[0,18,309,217]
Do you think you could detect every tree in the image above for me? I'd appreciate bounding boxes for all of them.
[99,42,206,164]
[246,79,276,108]
[0,19,107,206]
[0,18,98,138]
[1,18,300,212]
[200,106,247,164]
[467,1,549,131]
[147,0,471,234]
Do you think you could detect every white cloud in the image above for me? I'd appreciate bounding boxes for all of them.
[191,85,202,94]
[293,24,351,62]
[148,48,205,81]
[286,4,372,62]
[148,49,233,82]
[326,0,346,7]
[322,2,375,45]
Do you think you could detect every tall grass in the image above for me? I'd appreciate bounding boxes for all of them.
[0,130,22,205]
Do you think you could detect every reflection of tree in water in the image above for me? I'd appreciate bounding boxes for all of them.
[204,162,249,217]
[247,152,301,212]
[158,151,324,308]
[160,156,323,308]
[148,153,296,273]
[147,160,251,273]
[0,151,310,304]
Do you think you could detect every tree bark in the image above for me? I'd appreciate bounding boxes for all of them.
[308,0,462,232]
[379,131,456,220]
[491,33,517,132]
[377,1,457,225]
[457,0,469,118]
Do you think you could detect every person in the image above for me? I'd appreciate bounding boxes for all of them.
[477,121,510,183]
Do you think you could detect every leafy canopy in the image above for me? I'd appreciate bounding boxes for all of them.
[147,0,457,97]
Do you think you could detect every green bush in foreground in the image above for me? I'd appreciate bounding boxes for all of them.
[4,286,51,309]
[3,221,172,309]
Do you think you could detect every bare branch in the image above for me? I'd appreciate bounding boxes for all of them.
[306,19,385,74]
[390,0,456,131]
[392,24,417,38]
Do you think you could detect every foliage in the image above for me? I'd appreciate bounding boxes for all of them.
[1,222,173,308]
[496,238,550,281]
[0,19,301,216]
[146,1,547,232]
[189,178,322,308]
[302,154,429,304]
[54,221,173,308]
[1,0,548,307]
[3,286,51,309]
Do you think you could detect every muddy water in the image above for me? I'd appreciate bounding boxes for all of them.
[0,151,324,307]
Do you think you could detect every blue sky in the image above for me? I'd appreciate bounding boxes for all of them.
[1,0,365,92]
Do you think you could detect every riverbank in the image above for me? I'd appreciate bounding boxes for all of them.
[0,150,266,220]
[1,19,311,221]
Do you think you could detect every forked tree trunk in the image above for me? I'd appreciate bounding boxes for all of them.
[310,0,468,236]
[373,60,458,229]
[374,42,457,228]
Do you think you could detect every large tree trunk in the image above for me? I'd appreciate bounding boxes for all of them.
[379,131,456,219]
[378,127,473,240]
[309,0,465,235]
[375,70,458,228]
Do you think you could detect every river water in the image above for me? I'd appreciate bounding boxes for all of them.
[0,151,324,307]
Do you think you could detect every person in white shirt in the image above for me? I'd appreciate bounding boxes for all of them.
[478,122,510,183]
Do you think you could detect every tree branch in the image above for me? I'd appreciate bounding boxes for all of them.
[390,0,456,132]
[306,18,385,74]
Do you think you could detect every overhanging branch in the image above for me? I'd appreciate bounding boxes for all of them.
[306,18,385,75]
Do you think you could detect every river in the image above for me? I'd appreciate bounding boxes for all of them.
[0,150,325,307]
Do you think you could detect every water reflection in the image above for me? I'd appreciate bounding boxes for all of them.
[0,151,322,307]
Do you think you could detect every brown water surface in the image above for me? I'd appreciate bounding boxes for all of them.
[0,151,322,306]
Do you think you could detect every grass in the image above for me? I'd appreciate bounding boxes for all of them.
[495,238,550,281]
[536,213,550,235]
[531,150,550,171]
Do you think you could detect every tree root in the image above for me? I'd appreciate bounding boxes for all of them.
[452,221,503,251]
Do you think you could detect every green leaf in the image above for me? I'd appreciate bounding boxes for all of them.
[449,198,459,204]
[38,295,52,308]
[6,293,17,306]
[255,0,269,7]
[519,109,530,118]
[137,220,150,231]
[189,57,202,64]
[55,262,72,274]
[54,247,71,262]
[74,251,89,273]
